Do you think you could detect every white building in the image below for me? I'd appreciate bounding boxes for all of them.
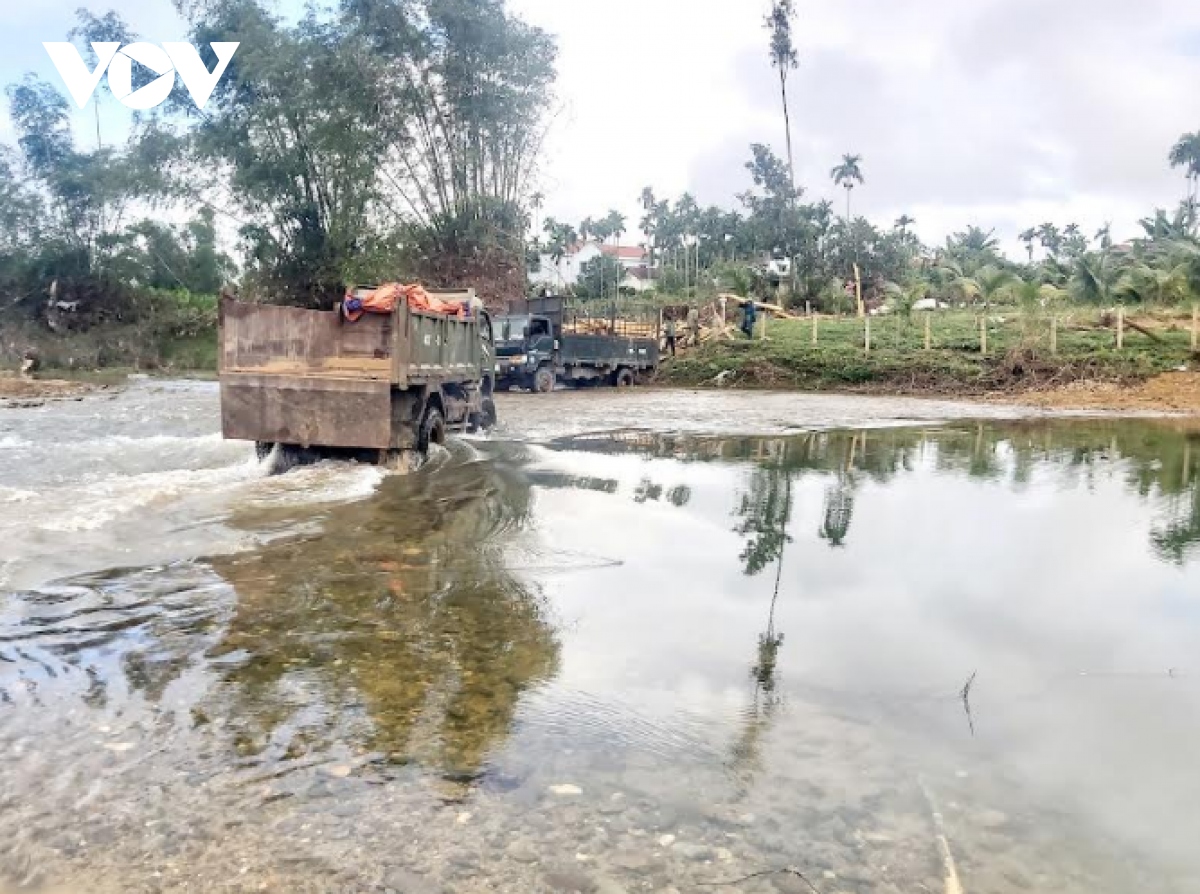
[534,242,652,292]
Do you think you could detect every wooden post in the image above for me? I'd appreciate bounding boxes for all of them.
[805,300,811,317]
[924,313,932,350]
[1050,316,1058,355]
[865,315,871,354]
[760,310,768,341]
[812,314,818,346]
[1117,306,1124,350]
[980,316,987,355]
[854,263,864,318]
[1193,305,1198,351]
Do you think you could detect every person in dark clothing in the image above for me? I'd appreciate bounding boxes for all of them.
[663,313,678,357]
[741,300,757,338]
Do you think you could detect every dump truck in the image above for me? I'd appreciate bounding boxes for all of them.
[219,287,496,471]
[493,296,660,392]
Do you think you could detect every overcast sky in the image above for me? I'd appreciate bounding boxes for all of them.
[4,0,1200,255]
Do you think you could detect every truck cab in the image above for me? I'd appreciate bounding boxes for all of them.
[493,314,557,392]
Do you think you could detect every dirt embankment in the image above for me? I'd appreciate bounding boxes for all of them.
[1015,371,1200,414]
[0,375,99,405]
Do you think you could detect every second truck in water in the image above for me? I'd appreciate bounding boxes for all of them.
[493,296,660,392]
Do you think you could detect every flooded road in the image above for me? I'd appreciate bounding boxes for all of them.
[2,379,1199,893]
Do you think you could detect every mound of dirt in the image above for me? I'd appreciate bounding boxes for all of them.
[1018,371,1200,414]
[0,376,96,402]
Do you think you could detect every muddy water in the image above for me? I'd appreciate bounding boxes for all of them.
[2,380,1199,894]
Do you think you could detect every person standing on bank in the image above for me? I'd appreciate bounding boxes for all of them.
[741,299,757,338]
[664,312,678,357]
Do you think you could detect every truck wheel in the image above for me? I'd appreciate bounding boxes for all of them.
[614,368,634,388]
[533,366,555,393]
[255,441,274,461]
[418,406,446,454]
[481,396,497,429]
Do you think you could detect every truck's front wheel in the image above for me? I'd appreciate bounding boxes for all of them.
[533,366,555,393]
[418,406,446,454]
[614,368,634,388]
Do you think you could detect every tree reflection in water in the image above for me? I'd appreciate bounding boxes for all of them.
[206,449,560,784]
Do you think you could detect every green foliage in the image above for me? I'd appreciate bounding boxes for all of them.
[576,255,627,300]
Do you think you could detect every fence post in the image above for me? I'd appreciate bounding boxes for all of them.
[760,310,768,341]
[812,314,818,346]
[1050,316,1058,355]
[980,315,987,356]
[1193,305,1198,351]
[924,313,932,351]
[865,315,871,354]
[1117,307,1124,350]
[805,301,811,317]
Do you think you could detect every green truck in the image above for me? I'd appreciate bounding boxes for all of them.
[219,289,496,471]
[493,296,660,392]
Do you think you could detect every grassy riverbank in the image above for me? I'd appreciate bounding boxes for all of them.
[659,309,1198,397]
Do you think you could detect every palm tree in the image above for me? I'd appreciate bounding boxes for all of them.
[765,1,799,189]
[831,154,864,221]
[1169,132,1200,202]
[1037,223,1063,259]
[1095,223,1113,251]
[1019,227,1038,262]
[953,264,1019,312]
[606,210,627,299]
[639,187,657,267]
[894,214,915,234]
[1117,262,1188,307]
[1069,252,1123,305]
[529,192,544,240]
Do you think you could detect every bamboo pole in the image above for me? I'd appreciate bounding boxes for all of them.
[1050,316,1058,355]
[865,315,871,354]
[1193,305,1198,351]
[980,316,987,355]
[854,263,864,318]
[812,314,818,346]
[924,313,932,350]
[1117,307,1124,350]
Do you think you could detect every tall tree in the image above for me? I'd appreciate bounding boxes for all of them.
[764,0,799,190]
[1019,227,1038,262]
[1037,222,1063,259]
[831,153,864,221]
[1169,131,1200,202]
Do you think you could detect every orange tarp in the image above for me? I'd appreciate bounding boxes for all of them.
[343,283,467,321]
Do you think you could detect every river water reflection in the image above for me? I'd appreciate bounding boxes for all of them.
[2,397,1199,893]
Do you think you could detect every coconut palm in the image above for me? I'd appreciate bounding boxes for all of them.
[1169,131,1200,202]
[952,264,1019,311]
[831,154,864,221]
[1037,223,1063,259]
[1095,223,1113,251]
[1069,252,1123,305]
[529,191,544,239]
[894,214,915,234]
[1019,227,1038,262]
[1118,261,1189,306]
[765,0,799,188]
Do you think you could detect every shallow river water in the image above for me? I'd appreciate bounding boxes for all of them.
[1,380,1199,894]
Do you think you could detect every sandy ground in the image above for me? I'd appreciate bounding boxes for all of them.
[1014,371,1200,415]
[0,376,96,402]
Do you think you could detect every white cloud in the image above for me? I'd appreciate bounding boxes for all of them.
[511,0,1200,255]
